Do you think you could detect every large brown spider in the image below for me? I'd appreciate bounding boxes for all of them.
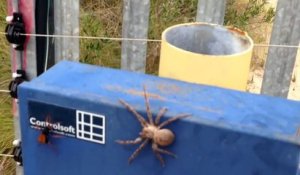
[116,86,190,166]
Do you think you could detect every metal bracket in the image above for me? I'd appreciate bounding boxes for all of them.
[12,140,23,166]
[8,70,27,99]
[5,13,26,51]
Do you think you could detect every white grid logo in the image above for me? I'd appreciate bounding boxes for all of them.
[76,110,105,144]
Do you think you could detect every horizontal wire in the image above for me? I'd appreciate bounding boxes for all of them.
[0,32,161,42]
[0,90,10,93]
[0,32,299,48]
[0,154,13,158]
[253,44,300,49]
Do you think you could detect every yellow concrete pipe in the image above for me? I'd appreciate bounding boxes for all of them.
[159,23,254,91]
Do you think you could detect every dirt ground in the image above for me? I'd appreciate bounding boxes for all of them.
[248,53,300,100]
[247,0,300,101]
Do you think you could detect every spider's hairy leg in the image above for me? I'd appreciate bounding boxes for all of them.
[143,86,154,124]
[153,150,165,167]
[128,139,150,164]
[45,115,50,122]
[158,114,191,128]
[152,143,177,158]
[119,99,147,127]
[155,107,168,125]
[45,115,51,125]
[115,137,142,145]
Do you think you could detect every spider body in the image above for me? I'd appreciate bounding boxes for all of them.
[38,127,50,144]
[152,129,174,147]
[38,115,53,144]
[116,86,190,166]
[37,115,61,145]
[140,125,175,147]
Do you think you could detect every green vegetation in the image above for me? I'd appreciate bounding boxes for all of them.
[0,1,15,175]
[0,0,274,173]
[79,0,199,74]
[225,0,275,29]
[80,0,274,74]
[79,0,122,68]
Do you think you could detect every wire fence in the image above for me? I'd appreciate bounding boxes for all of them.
[0,32,299,49]
[0,90,10,93]
[0,154,13,158]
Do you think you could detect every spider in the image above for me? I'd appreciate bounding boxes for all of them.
[116,86,190,166]
[38,115,53,144]
[38,115,61,145]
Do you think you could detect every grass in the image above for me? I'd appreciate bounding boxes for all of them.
[79,0,274,74]
[0,1,15,174]
[79,0,199,74]
[0,0,274,174]
[79,0,122,68]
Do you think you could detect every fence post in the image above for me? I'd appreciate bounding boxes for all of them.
[196,0,227,24]
[121,0,150,73]
[54,0,80,63]
[261,0,300,98]
[8,0,37,174]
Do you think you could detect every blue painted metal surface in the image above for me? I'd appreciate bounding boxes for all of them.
[18,61,300,175]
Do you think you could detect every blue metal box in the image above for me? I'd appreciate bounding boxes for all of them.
[19,61,300,175]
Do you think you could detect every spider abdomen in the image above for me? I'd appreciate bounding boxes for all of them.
[154,129,175,146]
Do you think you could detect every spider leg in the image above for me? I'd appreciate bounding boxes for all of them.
[143,86,154,125]
[45,115,51,127]
[152,143,166,166]
[152,143,177,158]
[128,139,149,164]
[119,99,147,127]
[153,150,165,167]
[115,137,142,145]
[45,114,51,122]
[45,114,56,130]
[158,114,191,128]
[155,107,168,125]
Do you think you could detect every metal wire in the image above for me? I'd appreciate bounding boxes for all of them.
[0,154,13,158]
[254,44,300,49]
[0,31,299,48]
[0,32,161,42]
[0,90,10,93]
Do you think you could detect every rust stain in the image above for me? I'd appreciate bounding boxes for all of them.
[195,106,223,115]
[227,26,251,48]
[105,85,223,115]
[126,89,164,100]
[156,83,194,97]
[104,85,165,100]
[227,26,246,36]
[156,84,181,93]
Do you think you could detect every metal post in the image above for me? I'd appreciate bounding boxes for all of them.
[54,0,80,62]
[196,0,227,25]
[7,1,79,174]
[261,0,300,98]
[9,0,37,174]
[121,0,150,73]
